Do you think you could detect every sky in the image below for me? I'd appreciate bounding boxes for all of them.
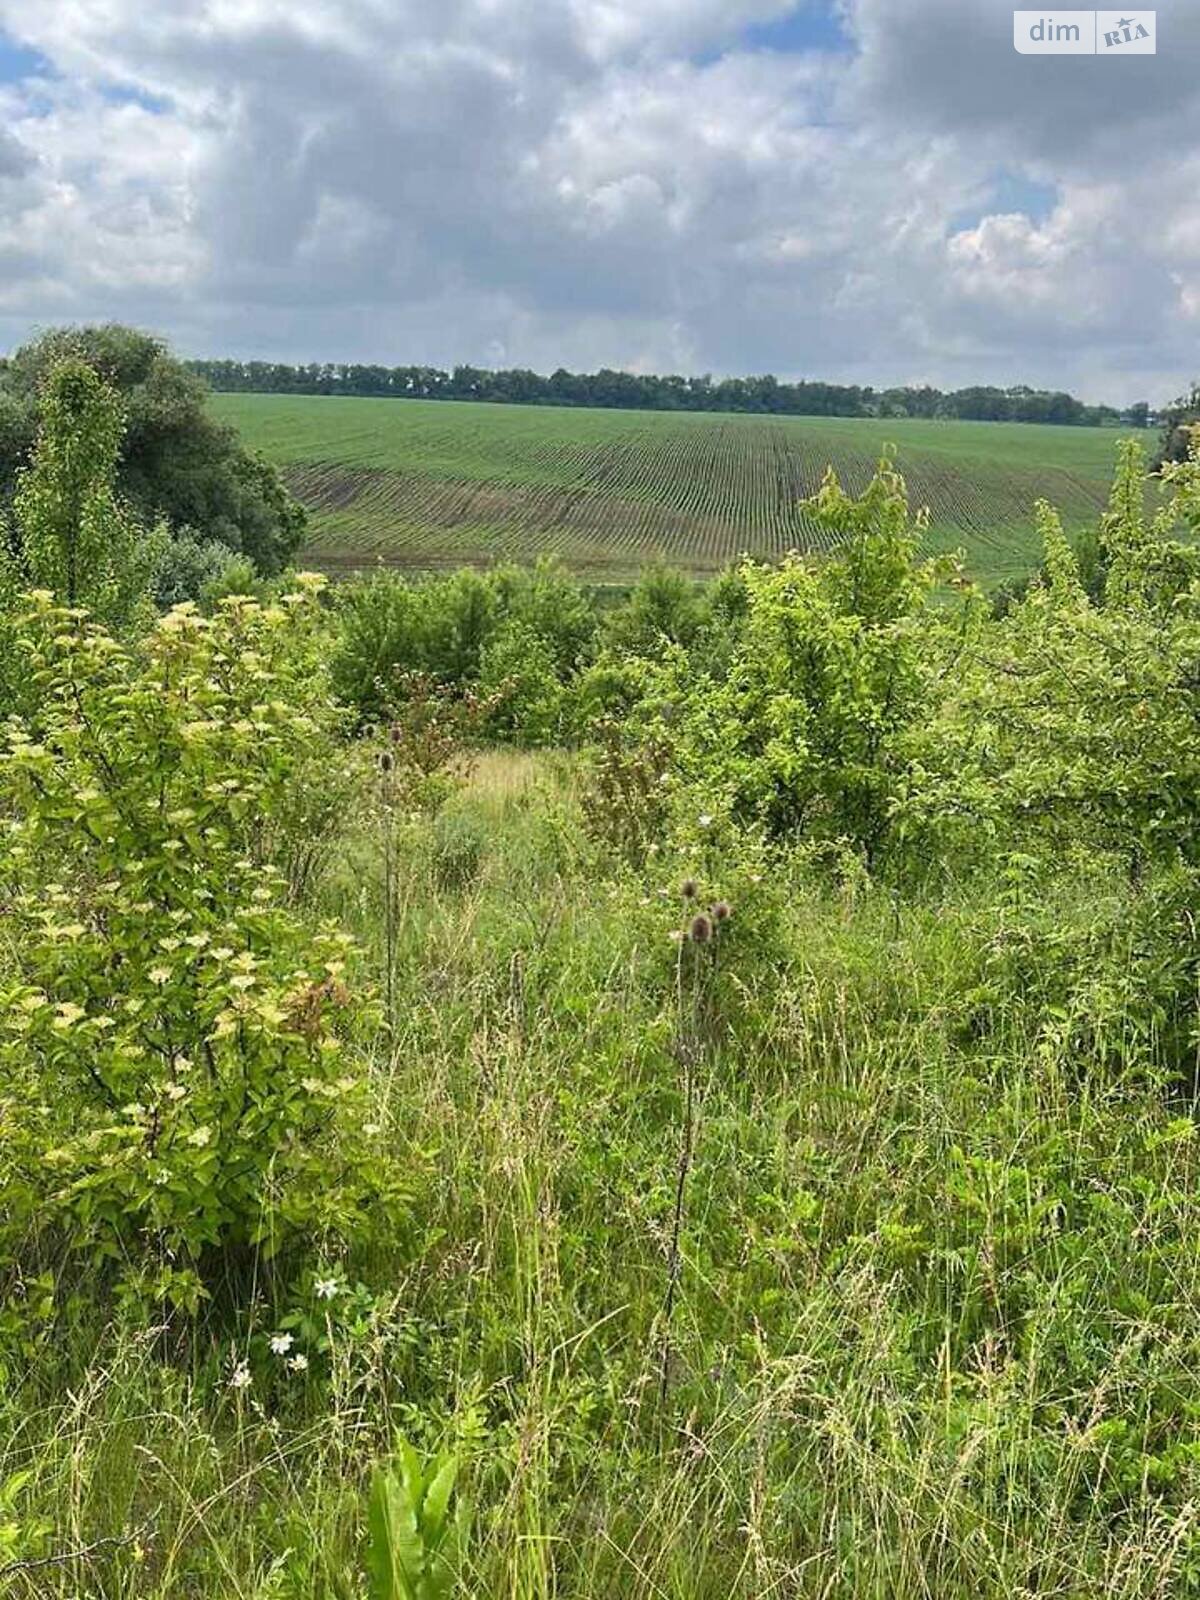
[0,0,1196,405]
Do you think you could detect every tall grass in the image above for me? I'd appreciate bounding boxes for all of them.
[4,755,1200,1597]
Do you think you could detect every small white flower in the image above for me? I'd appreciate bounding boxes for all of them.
[269,1332,294,1356]
[314,1276,340,1301]
[287,1353,309,1373]
[229,1362,252,1391]
[698,814,713,828]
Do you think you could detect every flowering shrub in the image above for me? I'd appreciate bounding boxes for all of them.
[0,582,403,1308]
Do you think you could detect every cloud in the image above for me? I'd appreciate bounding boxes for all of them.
[0,0,1195,402]
[0,126,33,178]
[849,0,1200,165]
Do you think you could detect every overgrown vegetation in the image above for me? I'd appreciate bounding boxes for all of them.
[5,365,1200,1597]
[0,325,306,579]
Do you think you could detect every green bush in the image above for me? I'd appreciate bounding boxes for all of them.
[153,528,248,609]
[492,558,597,678]
[479,619,566,745]
[602,561,708,658]
[604,456,960,868]
[7,358,162,632]
[329,560,598,741]
[330,569,432,724]
[899,436,1200,876]
[0,580,401,1309]
[0,358,164,721]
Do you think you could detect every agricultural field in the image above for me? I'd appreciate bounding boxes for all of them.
[212,393,1136,586]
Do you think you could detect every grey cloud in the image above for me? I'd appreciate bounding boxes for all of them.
[0,128,34,178]
[0,0,1195,402]
[848,0,1200,167]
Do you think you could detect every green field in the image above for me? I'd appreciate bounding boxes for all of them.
[212,393,1135,585]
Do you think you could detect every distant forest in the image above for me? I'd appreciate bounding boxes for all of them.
[189,359,1149,428]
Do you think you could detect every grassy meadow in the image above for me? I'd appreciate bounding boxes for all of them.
[8,361,1200,1600]
[9,745,1200,1598]
[212,393,1133,587]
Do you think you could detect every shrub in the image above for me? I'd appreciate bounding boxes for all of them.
[330,571,431,725]
[153,528,248,609]
[603,562,707,658]
[330,562,597,738]
[0,358,164,721]
[899,435,1200,877]
[609,456,960,868]
[478,620,566,746]
[0,581,400,1309]
[8,358,162,632]
[491,558,597,678]
[197,552,264,609]
[420,569,498,685]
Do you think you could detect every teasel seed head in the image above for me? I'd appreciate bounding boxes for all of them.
[689,912,713,944]
[681,877,698,900]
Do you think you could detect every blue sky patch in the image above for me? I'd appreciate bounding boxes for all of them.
[693,3,850,67]
[740,4,852,56]
[0,28,49,84]
[951,170,1058,233]
[100,82,170,113]
[0,27,168,111]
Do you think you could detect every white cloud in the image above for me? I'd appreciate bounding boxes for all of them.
[0,0,1196,401]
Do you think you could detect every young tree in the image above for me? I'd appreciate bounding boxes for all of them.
[622,456,962,868]
[9,358,162,629]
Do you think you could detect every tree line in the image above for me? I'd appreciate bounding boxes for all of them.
[189,358,1148,428]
